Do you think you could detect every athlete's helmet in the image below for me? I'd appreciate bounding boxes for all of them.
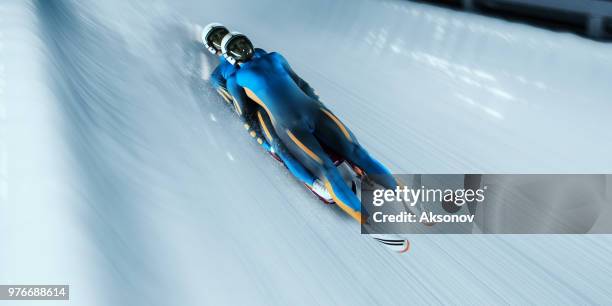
[221,32,254,65]
[202,23,229,54]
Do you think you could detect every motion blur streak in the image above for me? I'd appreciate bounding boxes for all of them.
[1,0,611,305]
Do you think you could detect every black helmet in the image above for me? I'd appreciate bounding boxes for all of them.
[221,32,254,65]
[202,23,229,54]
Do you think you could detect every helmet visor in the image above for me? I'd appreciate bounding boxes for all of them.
[226,36,254,62]
[208,27,229,51]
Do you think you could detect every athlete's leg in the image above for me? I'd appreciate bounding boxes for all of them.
[255,110,316,186]
[277,126,363,222]
[313,107,397,189]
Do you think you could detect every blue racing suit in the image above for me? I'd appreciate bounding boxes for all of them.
[210,50,317,187]
[225,51,397,221]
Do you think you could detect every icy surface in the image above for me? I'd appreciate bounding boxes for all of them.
[1,0,612,305]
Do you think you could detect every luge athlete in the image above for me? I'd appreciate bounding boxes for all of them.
[219,30,403,223]
[202,23,329,199]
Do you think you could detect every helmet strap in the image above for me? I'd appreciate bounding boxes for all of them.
[224,53,237,66]
[204,42,218,55]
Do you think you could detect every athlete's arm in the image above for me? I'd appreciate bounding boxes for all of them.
[210,64,226,90]
[274,53,320,101]
[210,56,238,96]
[211,66,235,106]
[226,76,271,150]
[226,76,254,119]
